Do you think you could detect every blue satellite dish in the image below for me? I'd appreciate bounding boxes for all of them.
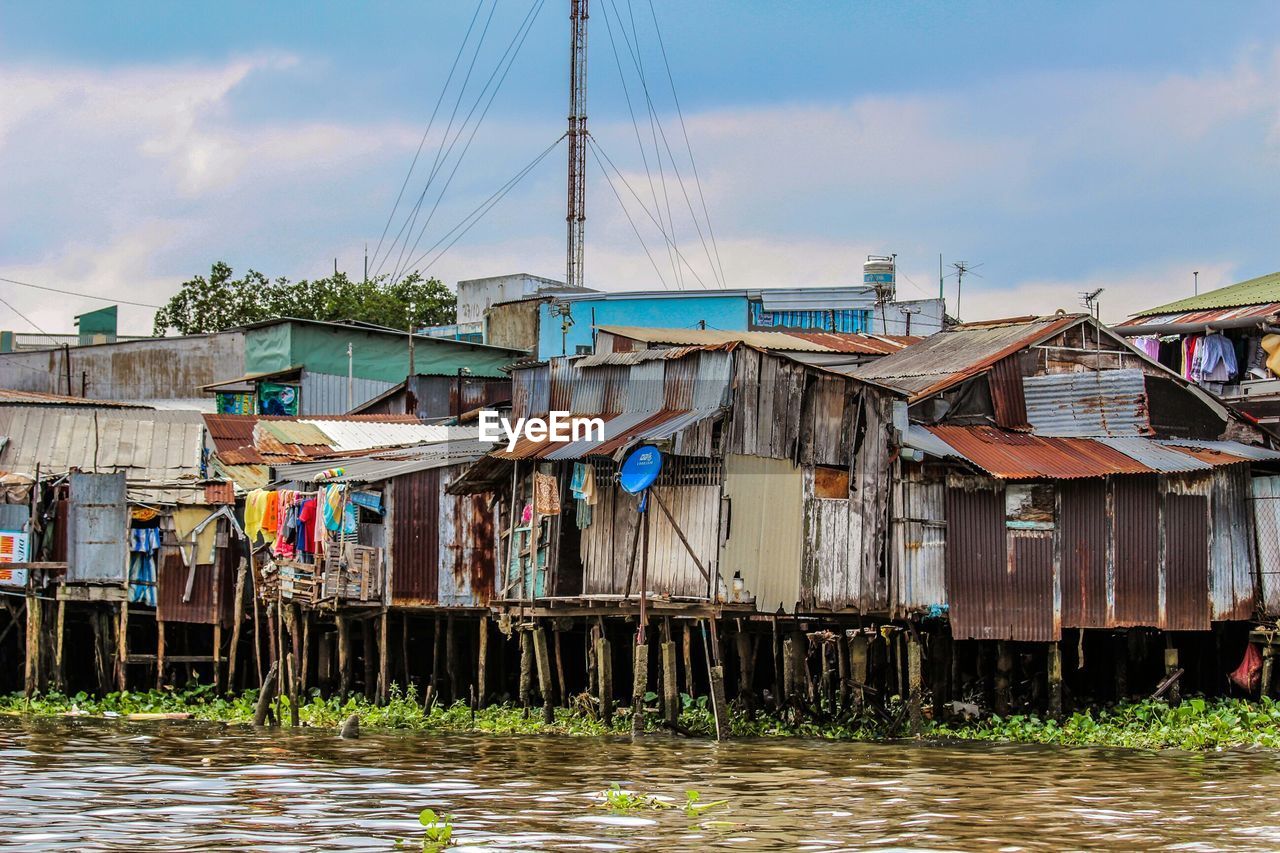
[619,445,663,495]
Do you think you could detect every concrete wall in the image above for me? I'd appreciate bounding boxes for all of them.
[0,332,245,401]
[537,294,745,359]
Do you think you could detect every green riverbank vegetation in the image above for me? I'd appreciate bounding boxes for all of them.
[4,683,1280,751]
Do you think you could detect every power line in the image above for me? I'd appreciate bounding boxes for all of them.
[589,136,713,289]
[0,292,61,345]
[588,143,670,290]
[400,135,566,275]
[378,0,502,278]
[370,0,487,273]
[0,275,161,309]
[646,0,727,288]
[391,0,547,285]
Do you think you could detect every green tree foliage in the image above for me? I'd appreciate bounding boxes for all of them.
[152,261,457,335]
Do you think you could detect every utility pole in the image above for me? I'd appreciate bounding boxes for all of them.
[347,342,354,411]
[953,261,971,321]
[1194,270,1199,296]
[566,0,589,291]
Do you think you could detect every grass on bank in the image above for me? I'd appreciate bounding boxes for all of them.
[3,682,1279,751]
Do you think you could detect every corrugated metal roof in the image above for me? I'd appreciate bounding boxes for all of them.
[853,315,1083,400]
[304,419,473,451]
[0,389,148,407]
[493,409,720,461]
[1132,270,1280,317]
[1023,369,1148,437]
[1094,437,1213,472]
[923,425,1263,480]
[575,345,704,367]
[1156,439,1280,461]
[275,439,492,483]
[0,405,206,503]
[593,324,916,355]
[1117,302,1280,331]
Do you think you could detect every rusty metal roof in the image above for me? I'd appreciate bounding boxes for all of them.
[204,413,425,452]
[921,425,1265,479]
[853,314,1083,400]
[594,324,917,355]
[1156,439,1280,461]
[1115,302,1280,332]
[1023,369,1149,437]
[575,345,706,368]
[0,388,149,407]
[926,425,1153,479]
[0,405,206,503]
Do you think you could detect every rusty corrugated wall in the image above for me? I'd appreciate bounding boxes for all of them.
[1112,475,1159,625]
[890,465,947,613]
[1164,492,1210,630]
[157,536,235,625]
[438,467,496,607]
[1210,464,1256,621]
[988,355,1029,429]
[945,482,1006,640]
[1059,479,1108,628]
[390,468,441,605]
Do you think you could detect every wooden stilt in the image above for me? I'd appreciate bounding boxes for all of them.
[445,613,458,704]
[377,609,389,704]
[213,620,223,693]
[53,599,66,693]
[631,637,648,736]
[850,633,869,710]
[519,628,534,716]
[553,624,567,707]
[1114,632,1129,702]
[115,601,128,693]
[587,624,599,701]
[597,631,613,726]
[300,611,311,694]
[362,615,376,702]
[1048,641,1063,718]
[401,614,410,693]
[476,615,489,708]
[253,660,279,727]
[1164,641,1181,704]
[336,612,350,698]
[156,620,166,690]
[24,592,42,697]
[995,640,1013,715]
[662,630,679,725]
[431,614,444,700]
[781,633,797,708]
[228,557,246,692]
[1263,644,1275,700]
[92,608,112,694]
[907,631,923,735]
[682,621,695,699]
[706,625,730,739]
[837,631,851,712]
[533,623,555,724]
[820,636,835,710]
[735,628,753,708]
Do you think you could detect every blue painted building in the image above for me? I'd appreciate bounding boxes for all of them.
[534,287,944,359]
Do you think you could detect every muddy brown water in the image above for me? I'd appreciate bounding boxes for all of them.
[4,718,1280,851]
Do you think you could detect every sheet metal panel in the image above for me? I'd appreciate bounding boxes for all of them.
[389,468,441,605]
[1112,475,1160,626]
[66,471,128,583]
[1158,439,1280,462]
[945,483,1006,639]
[1209,465,1256,621]
[891,467,947,611]
[1252,475,1280,615]
[722,454,803,613]
[625,361,665,413]
[928,425,1154,479]
[511,364,550,420]
[300,371,397,416]
[693,349,732,411]
[988,355,1029,429]
[1095,438,1212,472]
[548,358,578,412]
[157,537,235,625]
[1007,530,1057,641]
[853,315,1079,400]
[437,465,496,607]
[1164,492,1210,630]
[1023,369,1148,437]
[1059,479,1108,628]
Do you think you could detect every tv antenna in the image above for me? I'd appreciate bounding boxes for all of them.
[946,261,983,320]
[565,0,588,292]
[1079,287,1104,320]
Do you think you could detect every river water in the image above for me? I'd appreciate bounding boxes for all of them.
[3,718,1280,851]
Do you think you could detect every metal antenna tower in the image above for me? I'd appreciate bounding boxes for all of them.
[566,0,589,291]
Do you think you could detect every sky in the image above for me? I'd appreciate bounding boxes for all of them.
[2,1,1280,335]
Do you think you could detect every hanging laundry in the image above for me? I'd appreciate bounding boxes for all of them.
[244,489,268,543]
[130,506,161,523]
[570,462,597,505]
[323,484,345,532]
[1133,336,1161,360]
[533,472,561,515]
[173,507,218,565]
[128,526,162,607]
[1192,333,1237,384]
[263,490,280,539]
[298,498,317,554]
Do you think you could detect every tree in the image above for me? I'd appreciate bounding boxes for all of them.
[152,262,457,335]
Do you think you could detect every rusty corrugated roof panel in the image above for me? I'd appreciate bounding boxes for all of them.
[1023,369,1149,437]
[1156,439,1280,461]
[927,425,1155,479]
[1117,302,1280,331]
[575,345,705,367]
[784,332,920,353]
[1162,444,1252,467]
[853,314,1084,400]
[1094,437,1213,472]
[0,389,149,407]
